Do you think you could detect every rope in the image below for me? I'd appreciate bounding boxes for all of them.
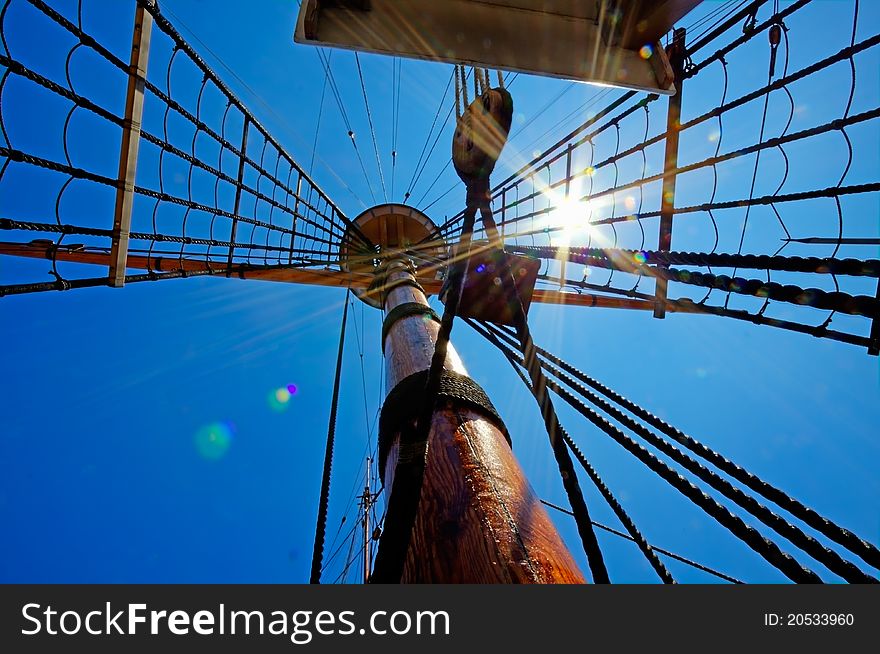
[369,205,479,583]
[486,323,877,583]
[482,104,880,230]
[391,57,401,200]
[539,500,743,583]
[3,0,377,295]
[476,207,611,583]
[512,245,880,278]
[355,52,387,202]
[511,331,880,572]
[472,319,675,583]
[403,68,455,202]
[310,293,350,583]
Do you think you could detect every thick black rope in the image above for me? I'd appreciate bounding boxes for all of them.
[376,367,509,484]
[513,377,820,580]
[486,324,876,583]
[309,293,350,584]
[512,245,880,278]
[509,331,880,572]
[470,319,675,583]
[480,206,610,583]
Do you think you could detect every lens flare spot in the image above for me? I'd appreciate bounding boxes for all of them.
[639,44,654,60]
[624,195,636,211]
[195,422,233,460]
[268,386,293,412]
[634,251,647,264]
[286,383,298,396]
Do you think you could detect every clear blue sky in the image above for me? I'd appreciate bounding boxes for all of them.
[0,0,878,583]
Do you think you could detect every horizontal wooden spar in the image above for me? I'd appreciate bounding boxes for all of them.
[0,240,702,312]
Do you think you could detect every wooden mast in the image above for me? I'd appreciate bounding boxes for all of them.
[376,258,585,583]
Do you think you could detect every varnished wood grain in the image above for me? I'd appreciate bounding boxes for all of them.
[381,261,585,583]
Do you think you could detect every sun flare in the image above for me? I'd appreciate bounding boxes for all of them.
[544,194,604,247]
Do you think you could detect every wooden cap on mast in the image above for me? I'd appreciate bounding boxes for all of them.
[339,203,445,308]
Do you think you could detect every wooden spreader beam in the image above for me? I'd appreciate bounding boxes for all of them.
[0,240,701,312]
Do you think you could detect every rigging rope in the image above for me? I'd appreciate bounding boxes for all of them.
[540,500,744,584]
[479,326,821,583]
[472,207,611,583]
[484,323,878,583]
[391,57,401,201]
[308,51,330,176]
[491,320,880,571]
[471,319,675,583]
[314,48,376,203]
[403,69,455,202]
[309,293,350,584]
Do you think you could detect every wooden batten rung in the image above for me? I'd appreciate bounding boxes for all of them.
[108,4,153,288]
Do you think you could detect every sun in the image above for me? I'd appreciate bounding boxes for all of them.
[546,195,603,247]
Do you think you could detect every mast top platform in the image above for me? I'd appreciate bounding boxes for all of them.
[339,203,446,307]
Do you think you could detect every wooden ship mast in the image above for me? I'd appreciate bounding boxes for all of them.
[1,0,878,585]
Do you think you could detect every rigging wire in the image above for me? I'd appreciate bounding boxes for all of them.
[164,1,369,209]
[337,520,363,584]
[403,68,457,203]
[483,322,877,583]
[308,51,330,176]
[685,0,751,46]
[507,82,577,143]
[471,319,675,583]
[320,517,360,574]
[355,52,388,201]
[391,57,402,201]
[540,500,744,584]
[314,47,377,203]
[726,1,776,308]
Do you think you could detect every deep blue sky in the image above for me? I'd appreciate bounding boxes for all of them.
[0,0,878,583]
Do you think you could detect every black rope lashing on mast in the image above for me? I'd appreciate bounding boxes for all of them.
[309,293,350,584]
[366,277,426,309]
[376,368,510,485]
[470,319,675,584]
[381,303,441,352]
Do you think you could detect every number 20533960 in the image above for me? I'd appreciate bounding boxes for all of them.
[763,613,854,627]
